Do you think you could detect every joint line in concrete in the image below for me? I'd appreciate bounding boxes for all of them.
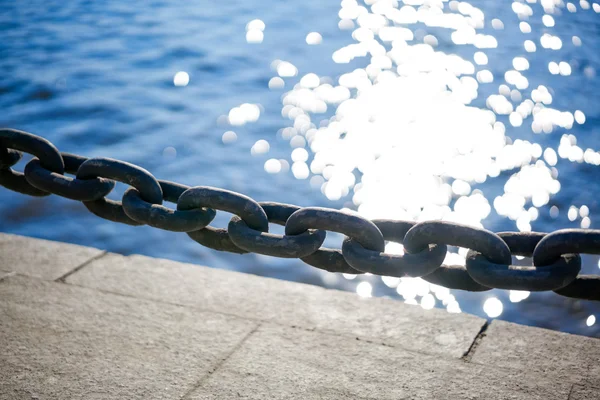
[567,384,576,400]
[461,320,489,361]
[0,271,17,283]
[182,322,262,399]
[55,251,108,283]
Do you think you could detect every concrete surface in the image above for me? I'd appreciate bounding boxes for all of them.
[66,252,485,357]
[470,320,600,386]
[0,234,104,281]
[1,275,257,399]
[0,233,598,399]
[188,324,572,400]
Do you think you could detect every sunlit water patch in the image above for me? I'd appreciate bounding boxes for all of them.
[226,0,600,332]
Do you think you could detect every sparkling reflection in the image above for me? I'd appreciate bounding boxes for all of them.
[483,297,503,318]
[231,0,600,323]
[509,290,530,303]
[264,159,281,174]
[228,103,261,126]
[246,19,265,44]
[356,281,372,297]
[173,71,189,87]
[306,32,323,45]
[251,139,270,156]
[420,293,435,310]
[222,131,237,144]
[162,147,177,159]
[269,77,285,90]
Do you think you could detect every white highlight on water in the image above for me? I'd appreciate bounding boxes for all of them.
[246,19,265,44]
[230,0,599,312]
[306,32,323,45]
[173,71,189,87]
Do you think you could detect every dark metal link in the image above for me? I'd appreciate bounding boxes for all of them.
[466,250,581,291]
[285,207,385,274]
[456,230,598,296]
[404,221,512,265]
[228,202,326,258]
[76,158,163,226]
[498,231,546,257]
[178,186,269,254]
[0,147,22,169]
[1,128,599,302]
[61,152,88,172]
[529,229,600,299]
[24,154,116,201]
[188,227,248,254]
[533,229,600,266]
[0,128,65,196]
[0,129,64,172]
[301,248,364,274]
[341,219,447,277]
[466,230,581,291]
[285,207,384,250]
[122,180,216,232]
[369,221,489,291]
[259,202,303,225]
[372,220,416,243]
[497,232,597,298]
[422,265,491,292]
[0,168,50,196]
[554,275,600,301]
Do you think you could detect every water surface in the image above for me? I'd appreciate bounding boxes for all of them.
[1,0,599,336]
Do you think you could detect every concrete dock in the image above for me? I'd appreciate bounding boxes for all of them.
[1,233,598,399]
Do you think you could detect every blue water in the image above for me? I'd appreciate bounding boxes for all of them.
[1,0,599,337]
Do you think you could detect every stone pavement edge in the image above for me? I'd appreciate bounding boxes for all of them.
[0,233,598,399]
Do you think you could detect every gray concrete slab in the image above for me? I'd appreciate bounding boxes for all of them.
[187,323,572,400]
[2,233,599,399]
[569,384,600,400]
[0,269,14,280]
[0,233,104,281]
[0,275,258,400]
[470,320,600,386]
[67,252,486,358]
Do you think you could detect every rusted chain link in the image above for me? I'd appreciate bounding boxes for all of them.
[1,128,599,301]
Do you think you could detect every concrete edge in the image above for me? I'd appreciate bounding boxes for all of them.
[1,232,489,359]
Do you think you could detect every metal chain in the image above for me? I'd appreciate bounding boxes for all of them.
[1,128,599,301]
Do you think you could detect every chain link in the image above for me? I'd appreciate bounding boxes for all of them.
[0,147,22,169]
[122,180,217,232]
[341,220,447,277]
[24,153,116,201]
[0,128,65,197]
[179,186,269,254]
[228,202,326,258]
[466,250,582,291]
[76,157,163,225]
[1,129,599,301]
[286,207,385,275]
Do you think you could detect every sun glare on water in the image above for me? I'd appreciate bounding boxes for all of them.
[230,1,599,319]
